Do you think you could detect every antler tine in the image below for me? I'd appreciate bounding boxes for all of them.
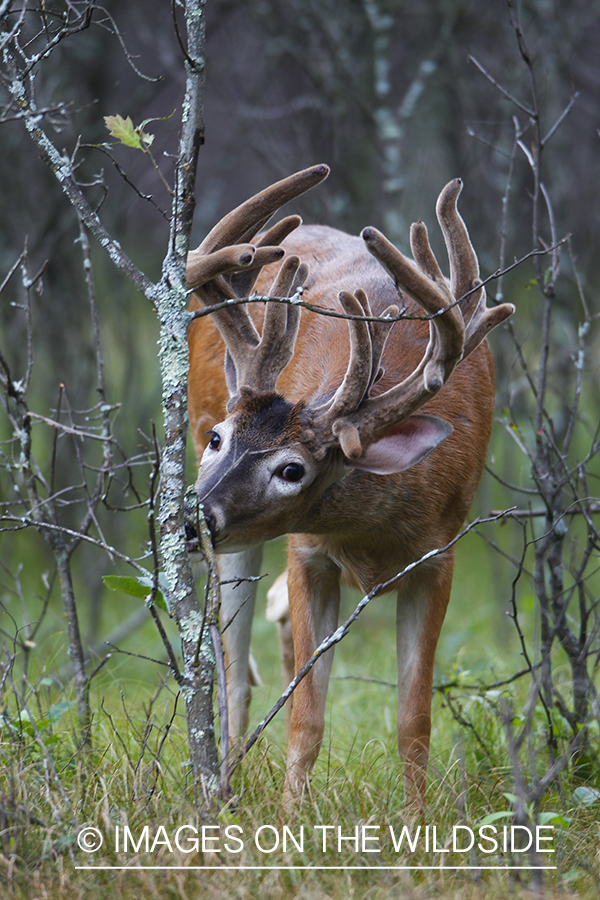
[462,292,515,358]
[225,256,308,405]
[186,243,258,291]
[344,288,398,405]
[436,179,515,359]
[312,289,401,461]
[235,256,308,392]
[409,221,465,390]
[319,290,373,420]
[258,215,304,249]
[228,215,303,299]
[435,179,482,321]
[197,164,330,255]
[197,276,262,351]
[187,243,288,292]
[258,256,306,357]
[363,223,465,392]
[364,290,399,391]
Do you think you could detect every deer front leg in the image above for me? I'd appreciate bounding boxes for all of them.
[283,539,340,807]
[218,546,264,742]
[396,554,453,805]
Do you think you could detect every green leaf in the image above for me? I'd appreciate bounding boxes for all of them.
[572,785,600,806]
[104,114,144,149]
[562,868,587,883]
[103,573,171,614]
[538,811,570,827]
[103,575,150,599]
[479,810,515,826]
[47,699,75,722]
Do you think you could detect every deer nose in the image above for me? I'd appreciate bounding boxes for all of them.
[183,505,218,549]
[203,508,218,542]
[183,502,200,552]
[184,517,197,544]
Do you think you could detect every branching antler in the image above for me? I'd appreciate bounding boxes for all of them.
[187,164,329,400]
[311,179,515,460]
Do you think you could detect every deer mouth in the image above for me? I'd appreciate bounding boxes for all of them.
[184,504,231,554]
[184,518,201,554]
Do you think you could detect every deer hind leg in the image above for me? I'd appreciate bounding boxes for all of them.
[217,546,264,742]
[283,540,340,807]
[396,553,453,805]
[266,569,294,730]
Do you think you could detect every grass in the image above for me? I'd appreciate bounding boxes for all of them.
[2,705,597,899]
[1,533,599,898]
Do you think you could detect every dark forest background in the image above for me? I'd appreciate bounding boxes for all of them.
[2,0,599,409]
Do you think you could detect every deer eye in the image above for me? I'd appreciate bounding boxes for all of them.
[278,462,305,483]
[207,430,221,451]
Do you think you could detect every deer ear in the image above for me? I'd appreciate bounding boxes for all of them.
[347,415,453,475]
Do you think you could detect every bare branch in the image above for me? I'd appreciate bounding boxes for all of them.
[469,54,534,117]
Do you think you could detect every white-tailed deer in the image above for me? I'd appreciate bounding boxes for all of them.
[185,165,514,804]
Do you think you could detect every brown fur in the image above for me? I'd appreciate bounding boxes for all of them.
[228,389,306,450]
[188,222,495,806]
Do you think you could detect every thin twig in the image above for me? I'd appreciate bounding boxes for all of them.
[187,240,568,326]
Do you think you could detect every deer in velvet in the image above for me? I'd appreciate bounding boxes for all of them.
[185,165,514,804]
